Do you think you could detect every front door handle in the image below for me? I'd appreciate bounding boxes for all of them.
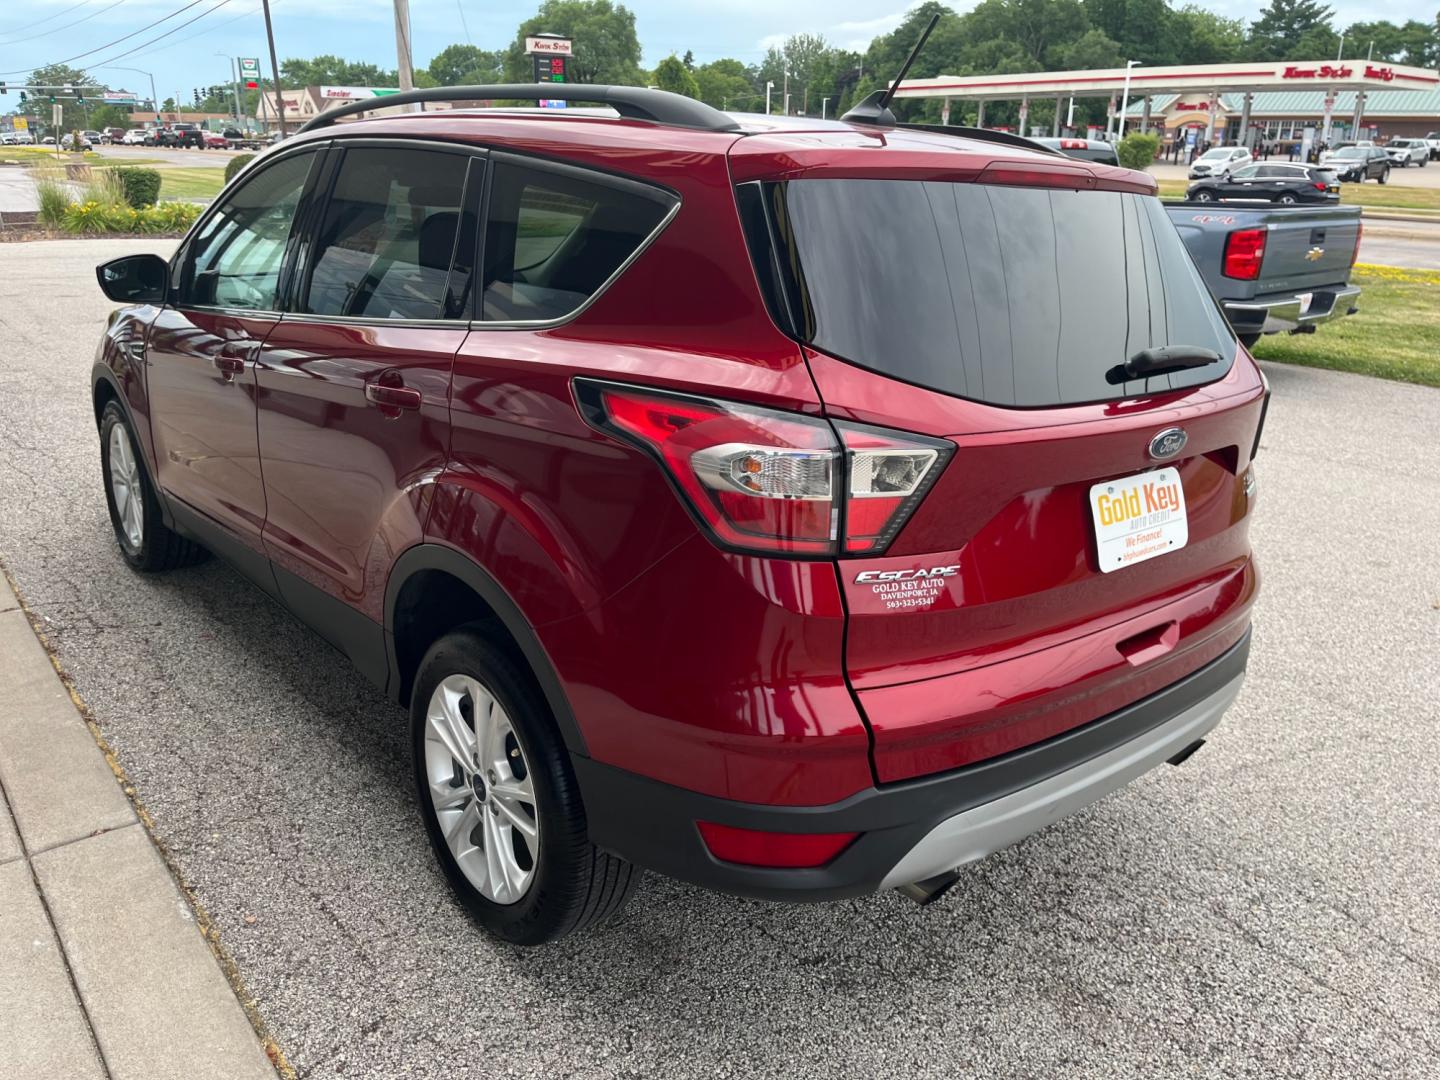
[214,342,258,382]
[364,380,422,412]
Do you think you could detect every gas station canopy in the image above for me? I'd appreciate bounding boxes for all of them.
[894,60,1439,102]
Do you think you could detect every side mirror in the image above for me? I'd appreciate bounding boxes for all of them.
[95,253,169,304]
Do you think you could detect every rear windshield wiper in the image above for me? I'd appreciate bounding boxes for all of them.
[1107,346,1222,385]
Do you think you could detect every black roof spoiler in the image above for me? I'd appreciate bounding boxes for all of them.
[895,122,1067,158]
[295,84,742,135]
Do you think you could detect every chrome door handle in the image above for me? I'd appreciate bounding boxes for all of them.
[364,382,422,411]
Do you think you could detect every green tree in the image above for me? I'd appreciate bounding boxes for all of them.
[694,58,756,111]
[88,104,132,131]
[654,54,700,98]
[504,0,643,85]
[1055,28,1124,69]
[1248,0,1334,60]
[280,55,396,87]
[1171,6,1247,64]
[22,64,100,133]
[1116,131,1160,169]
[426,44,505,85]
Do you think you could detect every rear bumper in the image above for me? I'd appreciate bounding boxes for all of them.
[1224,284,1360,336]
[576,629,1250,901]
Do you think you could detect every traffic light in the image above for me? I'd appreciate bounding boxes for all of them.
[19,91,26,103]
[75,89,84,102]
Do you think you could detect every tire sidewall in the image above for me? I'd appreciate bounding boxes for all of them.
[99,402,159,571]
[410,630,590,945]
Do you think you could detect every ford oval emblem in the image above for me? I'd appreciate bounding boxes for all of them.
[1149,427,1188,461]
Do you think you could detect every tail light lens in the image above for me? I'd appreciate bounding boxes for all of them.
[697,822,857,867]
[1313,181,1327,191]
[575,380,952,557]
[1351,220,1363,266]
[1222,227,1267,280]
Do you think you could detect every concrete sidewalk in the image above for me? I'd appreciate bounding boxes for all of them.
[0,571,278,1080]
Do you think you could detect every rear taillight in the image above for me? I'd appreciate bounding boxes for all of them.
[697,822,857,867]
[1351,220,1363,266]
[1223,227,1267,280]
[574,380,952,557]
[1313,181,1327,191]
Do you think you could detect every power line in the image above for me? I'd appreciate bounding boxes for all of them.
[2,0,96,38]
[83,0,237,71]
[0,0,128,47]
[0,0,212,75]
[122,2,263,64]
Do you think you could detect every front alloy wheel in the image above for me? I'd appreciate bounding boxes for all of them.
[108,423,145,553]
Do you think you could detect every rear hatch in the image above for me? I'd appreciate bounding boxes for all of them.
[1249,210,1360,293]
[734,145,1264,782]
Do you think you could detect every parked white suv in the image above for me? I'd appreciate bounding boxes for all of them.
[1386,138,1429,167]
[1189,146,1253,180]
[121,129,151,145]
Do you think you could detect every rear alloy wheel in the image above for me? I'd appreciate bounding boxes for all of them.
[99,401,207,572]
[1278,194,1298,204]
[411,629,637,944]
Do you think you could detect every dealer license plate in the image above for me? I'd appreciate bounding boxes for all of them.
[1089,467,1188,574]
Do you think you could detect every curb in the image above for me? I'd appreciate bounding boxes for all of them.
[0,563,295,1080]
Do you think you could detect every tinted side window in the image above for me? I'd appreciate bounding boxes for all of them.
[180,150,314,310]
[481,162,674,323]
[303,147,473,320]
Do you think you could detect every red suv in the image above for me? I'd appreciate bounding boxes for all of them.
[91,85,1263,945]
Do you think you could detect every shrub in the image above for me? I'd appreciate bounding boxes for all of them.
[113,166,161,208]
[224,153,256,183]
[32,168,72,226]
[1116,132,1161,172]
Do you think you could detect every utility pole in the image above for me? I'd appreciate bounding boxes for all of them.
[765,80,774,115]
[393,0,416,111]
[821,96,831,120]
[782,69,790,116]
[261,0,287,136]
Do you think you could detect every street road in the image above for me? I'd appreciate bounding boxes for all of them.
[1361,221,1440,271]
[0,239,1437,1080]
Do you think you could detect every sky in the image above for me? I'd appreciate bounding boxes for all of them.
[3,0,1435,104]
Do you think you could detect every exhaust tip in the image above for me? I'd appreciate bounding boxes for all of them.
[897,869,964,906]
[1166,738,1206,766]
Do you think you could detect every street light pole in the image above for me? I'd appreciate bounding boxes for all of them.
[261,0,287,136]
[1117,60,1141,140]
[821,96,831,120]
[94,65,159,116]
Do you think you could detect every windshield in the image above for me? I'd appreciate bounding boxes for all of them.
[1198,150,1230,160]
[763,179,1235,408]
[1332,149,1364,159]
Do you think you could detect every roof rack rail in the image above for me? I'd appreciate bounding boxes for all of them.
[296,84,742,135]
[895,122,1065,158]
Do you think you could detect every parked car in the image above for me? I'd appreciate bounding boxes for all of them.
[1186,163,1339,205]
[1,129,35,145]
[1168,202,1361,348]
[90,86,1264,944]
[121,128,151,146]
[1384,138,1428,167]
[157,123,206,148]
[1425,131,1440,160]
[200,131,229,149]
[1031,136,1119,165]
[1188,145,1253,179]
[83,129,105,146]
[1326,145,1390,183]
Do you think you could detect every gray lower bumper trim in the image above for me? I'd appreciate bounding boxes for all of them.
[879,672,1245,889]
[1225,285,1360,335]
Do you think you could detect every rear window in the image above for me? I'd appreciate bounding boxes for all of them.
[753,179,1234,408]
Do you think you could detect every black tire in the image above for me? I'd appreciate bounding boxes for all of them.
[98,401,208,572]
[1238,333,1262,350]
[1193,190,1214,203]
[1278,194,1297,204]
[1378,168,1388,184]
[411,628,638,945]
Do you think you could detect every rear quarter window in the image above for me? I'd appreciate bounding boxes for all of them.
[755,178,1235,408]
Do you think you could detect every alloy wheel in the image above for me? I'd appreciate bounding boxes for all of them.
[108,424,144,551]
[423,673,540,905]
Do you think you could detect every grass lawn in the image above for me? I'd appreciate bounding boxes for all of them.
[152,167,227,201]
[1249,264,1440,388]
[2,147,109,165]
[1156,177,1440,214]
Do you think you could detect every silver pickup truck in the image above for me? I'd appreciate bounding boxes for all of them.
[1166,204,1361,348]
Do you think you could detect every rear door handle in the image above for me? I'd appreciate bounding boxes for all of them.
[364,381,422,412]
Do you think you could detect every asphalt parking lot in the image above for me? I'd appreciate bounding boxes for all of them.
[1,238,1437,1079]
